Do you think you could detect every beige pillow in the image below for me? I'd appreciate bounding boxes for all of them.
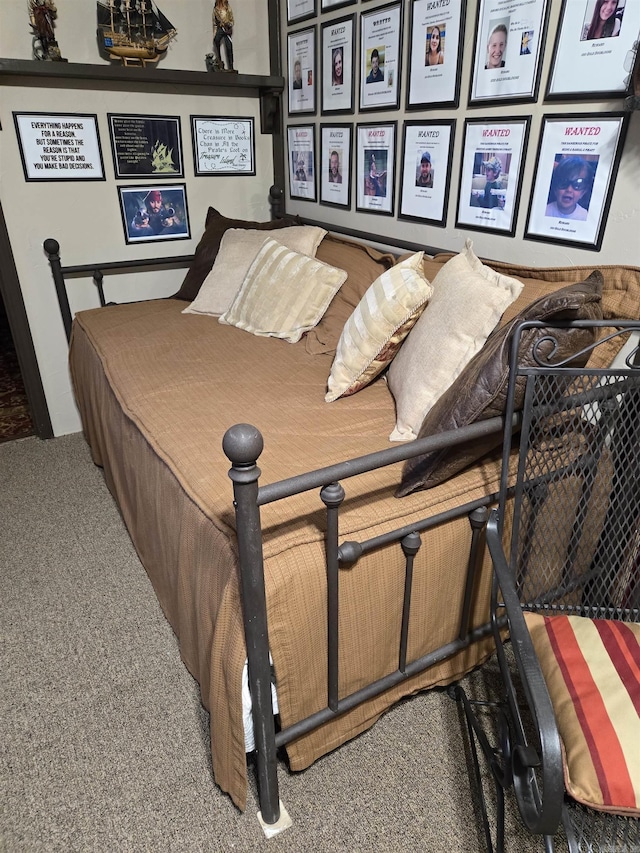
[387,239,524,441]
[183,225,327,316]
[218,237,347,343]
[325,252,433,402]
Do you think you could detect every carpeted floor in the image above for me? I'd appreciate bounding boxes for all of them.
[1,434,552,852]
[0,307,34,443]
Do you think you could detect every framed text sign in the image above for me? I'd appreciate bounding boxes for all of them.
[107,114,184,178]
[191,117,255,176]
[13,112,105,181]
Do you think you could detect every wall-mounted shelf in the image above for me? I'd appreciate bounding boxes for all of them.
[0,58,284,97]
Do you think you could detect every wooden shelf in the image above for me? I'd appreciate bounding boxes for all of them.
[0,57,284,95]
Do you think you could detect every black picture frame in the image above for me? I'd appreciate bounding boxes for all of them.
[118,183,191,245]
[288,26,318,116]
[319,122,352,209]
[287,124,317,202]
[287,0,316,25]
[321,13,356,115]
[107,114,184,179]
[191,116,255,176]
[398,118,456,228]
[12,112,105,182]
[524,112,629,252]
[359,1,404,112]
[455,116,531,238]
[406,0,466,110]
[355,120,397,216]
[321,0,357,12]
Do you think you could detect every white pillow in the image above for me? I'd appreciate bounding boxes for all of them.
[183,225,327,317]
[325,252,433,402]
[218,237,347,343]
[387,239,524,441]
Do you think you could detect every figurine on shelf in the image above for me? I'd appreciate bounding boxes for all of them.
[206,0,236,72]
[29,0,65,61]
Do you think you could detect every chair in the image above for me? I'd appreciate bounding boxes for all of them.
[454,319,640,852]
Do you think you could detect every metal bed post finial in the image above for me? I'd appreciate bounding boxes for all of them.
[43,238,72,343]
[222,424,291,837]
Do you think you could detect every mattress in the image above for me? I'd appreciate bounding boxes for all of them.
[69,298,502,810]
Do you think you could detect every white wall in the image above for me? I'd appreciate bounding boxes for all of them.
[283,0,640,268]
[0,0,274,435]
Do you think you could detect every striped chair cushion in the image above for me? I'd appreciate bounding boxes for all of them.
[325,252,433,402]
[526,612,640,816]
[219,237,347,343]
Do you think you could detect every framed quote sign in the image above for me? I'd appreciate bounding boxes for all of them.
[13,112,105,181]
[191,116,255,176]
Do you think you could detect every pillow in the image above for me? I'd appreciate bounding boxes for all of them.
[305,235,398,356]
[218,237,347,343]
[396,273,603,497]
[525,612,640,816]
[325,253,433,402]
[172,207,302,302]
[183,225,327,317]
[387,239,524,442]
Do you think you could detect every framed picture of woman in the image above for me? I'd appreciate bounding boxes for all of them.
[546,0,640,98]
[355,121,397,215]
[321,14,356,114]
[406,0,466,109]
[469,0,549,105]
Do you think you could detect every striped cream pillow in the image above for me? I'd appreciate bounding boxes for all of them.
[218,237,347,343]
[325,252,433,402]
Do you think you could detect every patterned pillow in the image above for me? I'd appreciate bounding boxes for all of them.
[526,612,640,816]
[218,237,347,343]
[325,253,433,402]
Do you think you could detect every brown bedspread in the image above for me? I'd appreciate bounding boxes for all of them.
[70,298,503,809]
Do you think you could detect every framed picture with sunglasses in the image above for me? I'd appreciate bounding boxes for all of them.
[524,113,629,251]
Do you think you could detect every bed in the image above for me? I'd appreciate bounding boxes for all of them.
[45,210,640,830]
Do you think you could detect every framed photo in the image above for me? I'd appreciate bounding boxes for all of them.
[455,116,530,237]
[321,14,356,114]
[107,114,183,178]
[399,119,456,227]
[356,121,397,215]
[546,0,640,99]
[469,0,548,105]
[359,2,403,112]
[287,125,317,201]
[288,26,317,116]
[407,0,466,109]
[524,113,629,251]
[13,112,105,181]
[320,123,352,208]
[118,184,191,245]
[321,0,356,10]
[191,116,255,176]
[287,0,316,25]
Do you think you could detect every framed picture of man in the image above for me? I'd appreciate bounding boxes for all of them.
[287,0,316,25]
[321,14,355,114]
[359,2,403,111]
[288,27,317,116]
[287,124,317,201]
[321,0,356,10]
[398,119,456,227]
[469,0,549,105]
[546,0,640,98]
[456,116,530,237]
[320,123,352,209]
[355,121,397,215]
[406,0,466,109]
[524,113,629,251]
[118,184,190,245]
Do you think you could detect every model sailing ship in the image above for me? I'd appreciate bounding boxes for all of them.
[97,0,177,67]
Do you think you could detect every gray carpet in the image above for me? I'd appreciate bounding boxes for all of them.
[1,434,547,852]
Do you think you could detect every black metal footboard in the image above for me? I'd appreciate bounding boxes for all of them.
[223,414,518,828]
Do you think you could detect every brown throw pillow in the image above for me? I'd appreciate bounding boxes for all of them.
[396,272,604,497]
[172,207,302,302]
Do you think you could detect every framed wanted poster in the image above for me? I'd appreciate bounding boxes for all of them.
[288,27,317,116]
[524,113,629,251]
[407,0,466,109]
[356,121,397,216]
[287,0,316,25]
[287,125,317,201]
[399,119,455,227]
[359,2,403,112]
[469,0,548,105]
[456,116,530,237]
[321,14,355,115]
[321,0,356,10]
[547,0,640,99]
[13,112,105,181]
[320,123,352,209]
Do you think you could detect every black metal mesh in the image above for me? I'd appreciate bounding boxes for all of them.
[564,799,640,852]
[508,372,640,624]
